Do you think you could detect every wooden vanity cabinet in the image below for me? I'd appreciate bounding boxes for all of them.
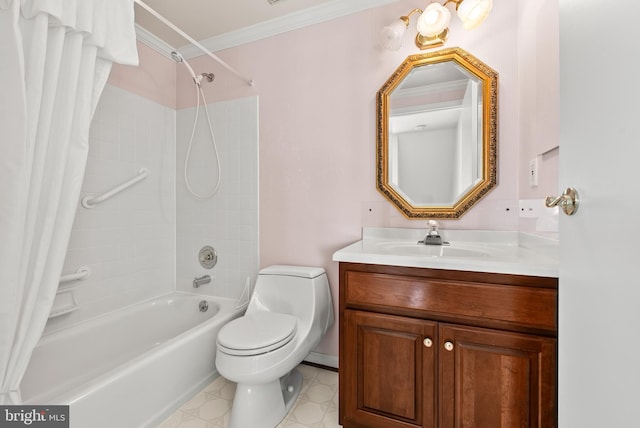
[338,262,558,428]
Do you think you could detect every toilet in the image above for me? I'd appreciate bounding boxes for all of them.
[215,265,334,428]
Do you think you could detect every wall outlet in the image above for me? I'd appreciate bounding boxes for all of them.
[519,199,541,218]
[528,157,539,187]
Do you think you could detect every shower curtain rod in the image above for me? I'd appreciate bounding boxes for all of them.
[134,0,254,86]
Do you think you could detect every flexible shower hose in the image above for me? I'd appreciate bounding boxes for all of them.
[184,77,221,198]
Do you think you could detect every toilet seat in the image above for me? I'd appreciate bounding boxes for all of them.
[217,312,297,356]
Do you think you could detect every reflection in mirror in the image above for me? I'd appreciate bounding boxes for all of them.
[377,48,497,218]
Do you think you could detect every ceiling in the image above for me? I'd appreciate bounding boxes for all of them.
[134,0,396,53]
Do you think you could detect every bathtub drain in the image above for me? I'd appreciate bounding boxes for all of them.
[199,300,209,312]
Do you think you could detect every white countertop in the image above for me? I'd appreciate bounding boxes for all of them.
[332,228,559,278]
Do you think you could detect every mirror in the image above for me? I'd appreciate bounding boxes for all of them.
[377,47,498,218]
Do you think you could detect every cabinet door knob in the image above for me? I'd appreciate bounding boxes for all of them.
[444,341,454,351]
[423,338,433,348]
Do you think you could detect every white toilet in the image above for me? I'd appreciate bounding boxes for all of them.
[215,265,334,428]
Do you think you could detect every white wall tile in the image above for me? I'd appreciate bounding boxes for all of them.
[47,84,176,333]
[48,88,257,332]
[176,96,259,300]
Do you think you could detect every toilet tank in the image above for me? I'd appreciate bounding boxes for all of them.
[248,265,329,324]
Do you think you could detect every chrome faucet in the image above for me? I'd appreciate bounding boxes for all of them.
[418,220,448,246]
[193,275,211,288]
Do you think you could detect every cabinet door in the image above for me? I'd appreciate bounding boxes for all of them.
[439,324,557,428]
[342,310,437,428]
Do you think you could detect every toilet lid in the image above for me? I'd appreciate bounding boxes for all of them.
[217,312,297,356]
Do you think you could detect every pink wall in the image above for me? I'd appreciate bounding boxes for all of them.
[517,0,560,201]
[110,0,560,359]
[175,0,532,357]
[109,41,177,109]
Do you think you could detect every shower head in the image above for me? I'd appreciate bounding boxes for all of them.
[171,50,197,82]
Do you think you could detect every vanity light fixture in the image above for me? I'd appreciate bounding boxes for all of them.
[381,0,493,51]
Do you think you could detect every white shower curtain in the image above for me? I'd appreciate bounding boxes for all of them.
[0,0,138,404]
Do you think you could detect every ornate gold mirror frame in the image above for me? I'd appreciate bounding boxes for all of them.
[376,47,498,218]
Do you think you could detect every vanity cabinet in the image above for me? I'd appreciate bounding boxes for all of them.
[339,262,558,428]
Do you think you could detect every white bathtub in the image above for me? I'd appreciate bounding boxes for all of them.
[21,292,244,428]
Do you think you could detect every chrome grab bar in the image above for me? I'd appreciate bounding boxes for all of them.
[59,266,91,285]
[81,168,149,209]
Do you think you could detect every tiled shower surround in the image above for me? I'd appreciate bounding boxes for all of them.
[176,96,259,299]
[49,84,176,332]
[48,84,258,332]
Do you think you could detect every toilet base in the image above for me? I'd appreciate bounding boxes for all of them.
[228,368,303,428]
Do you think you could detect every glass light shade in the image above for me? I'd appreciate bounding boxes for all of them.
[381,18,408,51]
[457,0,493,30]
[416,3,451,37]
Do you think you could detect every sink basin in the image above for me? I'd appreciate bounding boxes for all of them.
[332,228,560,277]
[370,241,489,258]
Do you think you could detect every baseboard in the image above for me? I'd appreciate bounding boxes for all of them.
[304,351,338,370]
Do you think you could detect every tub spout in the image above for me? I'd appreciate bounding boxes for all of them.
[193,275,211,288]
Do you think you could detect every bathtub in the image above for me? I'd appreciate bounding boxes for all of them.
[21,292,245,428]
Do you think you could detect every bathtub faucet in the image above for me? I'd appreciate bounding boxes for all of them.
[193,275,211,288]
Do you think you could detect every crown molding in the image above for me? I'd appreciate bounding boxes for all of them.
[135,24,176,59]
[177,0,398,58]
[135,0,398,60]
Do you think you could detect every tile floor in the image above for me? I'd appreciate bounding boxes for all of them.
[157,364,341,428]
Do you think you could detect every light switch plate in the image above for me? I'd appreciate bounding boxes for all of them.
[528,157,539,187]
